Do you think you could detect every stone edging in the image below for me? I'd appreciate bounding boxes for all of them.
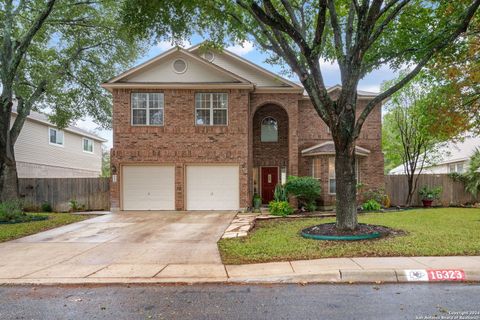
[221,212,335,239]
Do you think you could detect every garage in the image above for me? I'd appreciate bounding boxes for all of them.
[186,165,239,210]
[122,165,175,210]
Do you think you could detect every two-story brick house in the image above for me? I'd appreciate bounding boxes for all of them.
[102,43,384,211]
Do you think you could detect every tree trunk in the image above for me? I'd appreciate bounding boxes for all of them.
[0,96,20,202]
[334,140,358,231]
[406,172,415,206]
[0,130,19,202]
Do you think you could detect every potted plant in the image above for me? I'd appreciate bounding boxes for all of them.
[252,193,262,213]
[418,186,442,207]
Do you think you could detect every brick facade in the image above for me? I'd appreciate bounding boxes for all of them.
[110,88,384,210]
[297,97,384,206]
[110,88,250,210]
[252,104,289,167]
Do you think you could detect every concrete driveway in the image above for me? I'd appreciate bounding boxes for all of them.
[0,211,236,279]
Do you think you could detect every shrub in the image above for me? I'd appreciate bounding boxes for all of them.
[362,188,386,204]
[268,201,294,216]
[0,200,46,223]
[0,200,24,222]
[285,176,321,211]
[41,202,53,212]
[463,149,480,197]
[448,150,480,198]
[69,199,85,212]
[383,194,391,208]
[419,186,442,200]
[361,199,382,211]
[273,183,287,202]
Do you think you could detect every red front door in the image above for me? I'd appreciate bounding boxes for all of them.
[261,167,279,203]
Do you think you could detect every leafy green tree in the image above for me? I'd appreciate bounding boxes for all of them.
[0,0,141,201]
[424,14,480,132]
[101,149,111,178]
[382,73,469,205]
[123,0,480,230]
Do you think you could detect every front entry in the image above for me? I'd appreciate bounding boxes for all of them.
[261,167,278,203]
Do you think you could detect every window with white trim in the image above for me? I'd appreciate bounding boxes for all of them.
[131,93,164,126]
[49,128,64,146]
[83,138,94,153]
[448,162,465,173]
[326,157,360,194]
[261,117,278,142]
[195,93,228,125]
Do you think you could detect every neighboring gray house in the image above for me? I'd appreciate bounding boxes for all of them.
[389,135,480,175]
[11,110,106,178]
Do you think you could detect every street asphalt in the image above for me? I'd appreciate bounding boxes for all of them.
[0,283,479,320]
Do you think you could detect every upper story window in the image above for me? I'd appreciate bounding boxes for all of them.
[131,93,164,126]
[195,93,228,126]
[49,128,64,146]
[83,138,94,153]
[449,162,464,173]
[261,117,278,142]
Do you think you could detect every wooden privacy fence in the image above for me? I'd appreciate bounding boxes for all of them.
[385,174,477,207]
[19,178,110,212]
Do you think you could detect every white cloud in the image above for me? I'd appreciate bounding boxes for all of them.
[320,59,340,73]
[156,39,192,51]
[226,41,254,56]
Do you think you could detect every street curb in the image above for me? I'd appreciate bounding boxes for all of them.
[0,269,479,285]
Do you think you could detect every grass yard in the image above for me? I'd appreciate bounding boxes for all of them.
[0,213,92,242]
[218,208,480,264]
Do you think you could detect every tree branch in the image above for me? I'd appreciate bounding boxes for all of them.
[354,0,480,137]
[10,0,56,75]
[10,79,47,144]
[326,0,345,69]
[366,0,411,50]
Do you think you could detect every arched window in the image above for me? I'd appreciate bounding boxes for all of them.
[261,117,278,142]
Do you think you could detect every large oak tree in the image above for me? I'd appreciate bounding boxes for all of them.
[0,0,141,201]
[123,0,479,230]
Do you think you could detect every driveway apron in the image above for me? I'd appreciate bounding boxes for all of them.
[0,211,235,279]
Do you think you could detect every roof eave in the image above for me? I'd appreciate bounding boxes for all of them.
[101,82,255,90]
[11,111,107,142]
[254,87,304,93]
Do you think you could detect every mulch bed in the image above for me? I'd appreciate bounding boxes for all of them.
[302,223,405,238]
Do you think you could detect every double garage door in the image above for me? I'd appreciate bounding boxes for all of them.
[122,165,239,210]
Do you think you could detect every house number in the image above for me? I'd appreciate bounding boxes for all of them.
[268,174,272,183]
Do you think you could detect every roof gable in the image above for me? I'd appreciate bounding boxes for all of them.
[302,141,370,157]
[189,43,303,90]
[105,47,250,85]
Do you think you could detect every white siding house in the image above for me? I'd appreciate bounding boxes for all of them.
[11,110,106,178]
[389,135,480,175]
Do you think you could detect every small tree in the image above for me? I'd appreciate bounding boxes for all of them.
[463,149,480,197]
[383,74,469,205]
[101,150,111,178]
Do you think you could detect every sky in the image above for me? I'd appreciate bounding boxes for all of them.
[76,36,399,148]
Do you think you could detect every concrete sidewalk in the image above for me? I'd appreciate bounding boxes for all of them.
[1,256,479,285]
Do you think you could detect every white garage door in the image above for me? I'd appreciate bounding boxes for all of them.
[122,165,175,210]
[186,165,239,210]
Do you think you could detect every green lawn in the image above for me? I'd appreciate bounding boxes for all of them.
[218,208,480,264]
[0,213,92,242]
